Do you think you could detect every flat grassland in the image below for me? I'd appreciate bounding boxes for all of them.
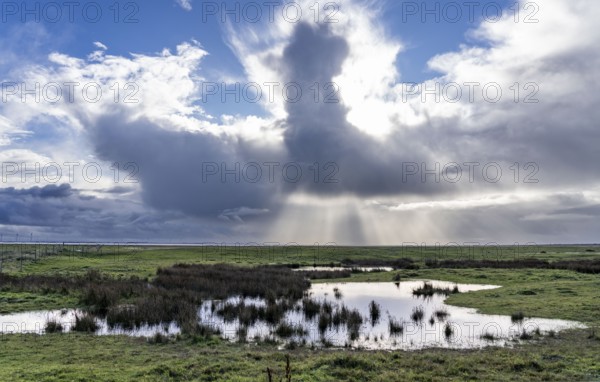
[0,245,599,381]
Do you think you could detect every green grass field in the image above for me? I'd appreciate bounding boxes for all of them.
[0,246,599,381]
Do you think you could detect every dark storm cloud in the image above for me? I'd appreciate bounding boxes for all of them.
[281,23,444,197]
[0,183,256,242]
[0,184,72,199]
[90,114,283,219]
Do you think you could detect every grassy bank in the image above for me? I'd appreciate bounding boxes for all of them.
[0,330,598,381]
[3,244,600,278]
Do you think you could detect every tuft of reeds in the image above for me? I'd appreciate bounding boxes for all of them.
[519,330,533,340]
[333,287,342,299]
[73,314,98,332]
[412,282,459,297]
[302,298,321,319]
[275,322,306,338]
[368,300,381,325]
[433,309,449,320]
[444,323,454,338]
[410,306,425,322]
[147,332,169,344]
[45,320,63,333]
[511,311,525,322]
[318,313,330,334]
[347,309,363,341]
[388,317,404,335]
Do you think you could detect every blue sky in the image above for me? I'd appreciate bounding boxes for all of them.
[1,0,599,244]
[4,0,515,115]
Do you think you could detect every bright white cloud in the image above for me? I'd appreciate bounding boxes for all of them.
[176,0,192,11]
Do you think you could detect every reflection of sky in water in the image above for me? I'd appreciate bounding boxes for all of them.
[292,267,394,272]
[0,309,180,337]
[0,280,586,350]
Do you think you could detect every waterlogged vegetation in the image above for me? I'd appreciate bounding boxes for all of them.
[0,245,599,380]
[0,274,586,350]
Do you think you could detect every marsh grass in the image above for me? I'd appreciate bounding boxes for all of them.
[426,259,600,274]
[154,264,310,300]
[299,270,351,279]
[341,258,419,270]
[21,264,313,334]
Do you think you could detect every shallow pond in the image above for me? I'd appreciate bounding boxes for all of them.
[293,266,393,272]
[0,280,585,350]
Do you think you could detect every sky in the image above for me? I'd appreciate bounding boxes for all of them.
[0,0,599,245]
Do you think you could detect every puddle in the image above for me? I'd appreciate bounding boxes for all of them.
[293,266,393,272]
[0,309,180,337]
[0,280,585,350]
